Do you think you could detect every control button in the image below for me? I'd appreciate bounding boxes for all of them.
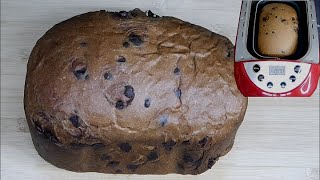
[258,74,264,81]
[294,65,301,73]
[280,82,286,88]
[253,64,260,73]
[267,82,273,88]
[289,75,296,82]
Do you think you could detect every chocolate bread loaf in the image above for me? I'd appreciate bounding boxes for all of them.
[24,9,248,175]
[258,3,299,57]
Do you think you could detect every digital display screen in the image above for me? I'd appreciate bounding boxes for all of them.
[269,66,285,75]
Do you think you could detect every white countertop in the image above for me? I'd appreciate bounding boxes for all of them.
[1,0,319,179]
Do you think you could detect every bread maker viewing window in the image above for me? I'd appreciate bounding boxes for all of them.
[246,1,309,60]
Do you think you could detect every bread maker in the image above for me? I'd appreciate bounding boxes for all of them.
[234,0,320,97]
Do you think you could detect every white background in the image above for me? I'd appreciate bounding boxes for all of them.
[1,0,319,179]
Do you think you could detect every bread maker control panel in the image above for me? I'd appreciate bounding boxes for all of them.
[244,61,310,93]
[234,0,320,97]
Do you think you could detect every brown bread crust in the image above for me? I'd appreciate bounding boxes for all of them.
[24,9,247,175]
